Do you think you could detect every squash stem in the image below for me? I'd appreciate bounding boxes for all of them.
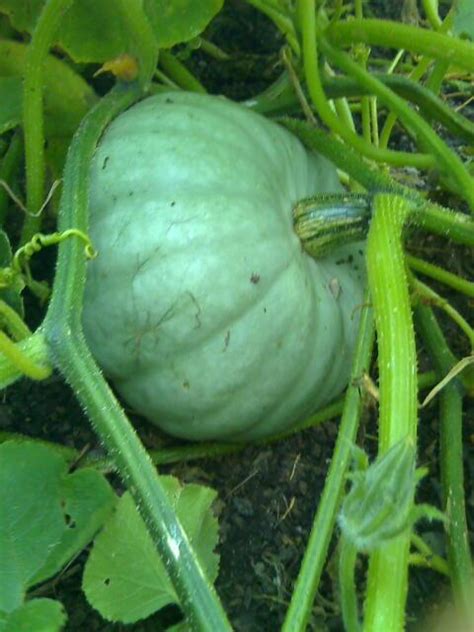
[293,193,371,258]
[363,193,418,632]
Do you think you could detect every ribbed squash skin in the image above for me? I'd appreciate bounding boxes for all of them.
[83,92,365,441]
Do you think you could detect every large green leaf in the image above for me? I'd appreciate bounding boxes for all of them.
[83,476,220,624]
[30,467,116,586]
[0,441,115,613]
[144,0,224,48]
[0,599,66,632]
[0,443,65,612]
[0,39,97,138]
[0,0,224,62]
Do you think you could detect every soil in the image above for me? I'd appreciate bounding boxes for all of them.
[2,1,473,631]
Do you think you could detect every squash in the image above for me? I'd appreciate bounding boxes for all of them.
[82,92,365,441]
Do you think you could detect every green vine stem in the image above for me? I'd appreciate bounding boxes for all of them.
[409,552,448,575]
[353,0,370,146]
[297,0,433,169]
[41,83,231,631]
[243,70,298,115]
[410,533,449,576]
[22,0,75,244]
[325,75,474,144]
[364,194,418,631]
[196,38,230,61]
[319,37,474,208]
[379,6,453,148]
[406,255,474,298]
[414,306,474,621]
[0,131,23,226]
[282,298,375,632]
[425,59,450,94]
[159,50,206,93]
[411,276,474,347]
[279,118,474,247]
[422,0,442,30]
[326,19,474,72]
[247,71,474,144]
[413,204,474,247]
[339,535,361,632]
[0,330,51,387]
[0,299,31,341]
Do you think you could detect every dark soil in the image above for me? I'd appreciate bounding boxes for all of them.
[5,330,472,632]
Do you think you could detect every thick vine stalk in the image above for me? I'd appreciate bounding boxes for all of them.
[364,194,418,631]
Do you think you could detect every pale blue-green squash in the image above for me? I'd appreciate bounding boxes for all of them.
[83,92,365,441]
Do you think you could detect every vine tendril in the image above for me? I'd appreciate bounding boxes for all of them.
[12,229,97,277]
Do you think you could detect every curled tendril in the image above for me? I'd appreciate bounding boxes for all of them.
[12,228,97,276]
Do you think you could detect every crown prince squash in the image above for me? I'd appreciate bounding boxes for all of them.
[83,92,365,441]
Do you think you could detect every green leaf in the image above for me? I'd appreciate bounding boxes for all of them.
[338,438,417,552]
[0,1,223,63]
[0,443,64,612]
[0,441,115,613]
[0,0,135,63]
[52,0,138,63]
[0,77,21,134]
[453,0,474,40]
[31,467,116,586]
[143,0,224,49]
[1,599,66,632]
[83,476,219,624]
